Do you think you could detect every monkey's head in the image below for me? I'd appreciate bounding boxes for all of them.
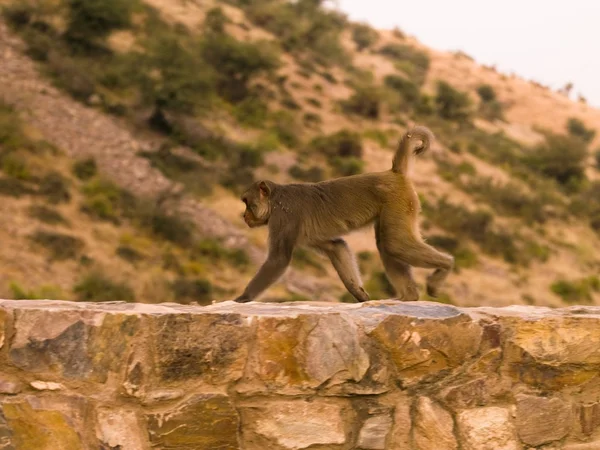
[241,180,272,228]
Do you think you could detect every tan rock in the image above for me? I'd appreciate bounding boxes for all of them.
[241,398,347,449]
[146,394,239,449]
[357,414,393,449]
[96,408,148,450]
[245,313,369,393]
[579,401,600,435]
[516,394,572,446]
[388,396,412,450]
[30,381,64,391]
[9,308,140,383]
[2,395,91,450]
[150,313,250,384]
[457,406,521,450]
[364,303,481,384]
[0,379,22,395]
[413,396,457,450]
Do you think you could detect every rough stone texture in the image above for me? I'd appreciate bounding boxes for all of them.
[241,398,347,449]
[0,300,599,448]
[516,394,573,446]
[413,396,458,450]
[357,414,393,449]
[457,407,521,450]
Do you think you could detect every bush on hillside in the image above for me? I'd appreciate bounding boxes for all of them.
[342,86,381,119]
[384,74,420,107]
[476,84,496,103]
[378,43,430,84]
[352,23,379,51]
[74,270,135,302]
[551,276,600,304]
[524,133,587,191]
[567,117,596,143]
[30,230,84,260]
[65,0,137,48]
[435,81,471,122]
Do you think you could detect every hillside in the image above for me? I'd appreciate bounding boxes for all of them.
[0,0,598,307]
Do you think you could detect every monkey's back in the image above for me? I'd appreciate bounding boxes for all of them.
[273,171,415,243]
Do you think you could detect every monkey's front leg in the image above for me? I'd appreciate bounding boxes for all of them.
[234,243,293,303]
[315,239,370,303]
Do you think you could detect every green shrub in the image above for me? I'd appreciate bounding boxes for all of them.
[288,164,324,182]
[81,178,135,223]
[27,205,69,226]
[306,97,322,108]
[384,74,420,106]
[202,34,279,103]
[567,117,596,143]
[467,177,547,224]
[171,277,212,305]
[191,239,250,269]
[310,130,363,159]
[74,271,135,302]
[116,245,144,264]
[146,210,194,247]
[140,146,214,196]
[243,0,348,65]
[330,157,363,176]
[435,81,471,122]
[9,281,63,300]
[0,177,35,197]
[524,133,587,191]
[72,158,97,180]
[139,33,215,114]
[378,43,430,83]
[352,23,379,51]
[363,129,389,148]
[204,7,228,34]
[551,276,600,304]
[271,111,299,148]
[476,84,496,103]
[342,85,381,119]
[303,112,322,127]
[233,96,269,127]
[39,171,71,204]
[30,230,84,260]
[0,100,29,152]
[66,0,137,42]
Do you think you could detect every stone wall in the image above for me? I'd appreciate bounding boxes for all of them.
[0,300,599,449]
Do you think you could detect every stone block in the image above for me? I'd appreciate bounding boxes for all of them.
[413,396,457,450]
[457,406,521,450]
[240,398,347,449]
[146,394,239,449]
[515,394,572,446]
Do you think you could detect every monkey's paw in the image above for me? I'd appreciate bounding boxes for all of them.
[425,283,439,298]
[234,294,252,303]
[355,287,370,303]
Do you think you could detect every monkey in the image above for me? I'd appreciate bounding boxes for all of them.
[234,126,454,303]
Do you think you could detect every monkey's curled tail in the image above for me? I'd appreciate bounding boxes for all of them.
[391,126,435,175]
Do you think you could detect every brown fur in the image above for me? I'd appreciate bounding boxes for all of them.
[235,126,453,303]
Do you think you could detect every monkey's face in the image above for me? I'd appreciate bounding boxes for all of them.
[241,181,271,228]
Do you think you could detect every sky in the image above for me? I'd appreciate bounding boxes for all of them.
[337,0,600,108]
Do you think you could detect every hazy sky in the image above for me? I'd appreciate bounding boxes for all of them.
[337,0,600,107]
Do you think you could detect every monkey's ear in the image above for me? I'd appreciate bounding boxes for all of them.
[258,181,271,198]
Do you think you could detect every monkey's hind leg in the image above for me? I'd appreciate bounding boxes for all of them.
[315,239,370,303]
[375,225,419,301]
[398,240,453,298]
[377,216,454,299]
